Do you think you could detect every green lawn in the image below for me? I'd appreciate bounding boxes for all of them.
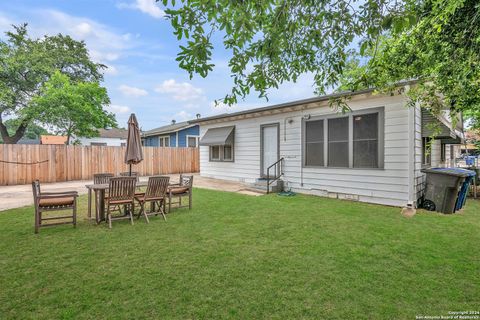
[0,188,479,319]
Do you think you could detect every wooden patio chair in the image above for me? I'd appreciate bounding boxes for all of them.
[168,174,193,212]
[120,171,140,182]
[93,173,114,184]
[135,176,170,223]
[32,180,78,234]
[105,177,137,229]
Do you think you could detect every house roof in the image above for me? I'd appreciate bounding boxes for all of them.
[142,121,196,137]
[189,81,418,124]
[40,135,68,145]
[98,128,128,139]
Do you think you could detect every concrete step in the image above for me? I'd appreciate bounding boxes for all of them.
[250,178,284,193]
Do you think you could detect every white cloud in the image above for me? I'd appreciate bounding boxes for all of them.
[30,10,134,66]
[155,79,205,102]
[118,84,148,97]
[117,0,165,19]
[107,104,131,114]
[103,65,119,75]
[174,110,193,122]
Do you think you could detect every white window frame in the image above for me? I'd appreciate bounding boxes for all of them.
[159,136,170,147]
[302,107,385,169]
[186,135,199,147]
[209,145,234,162]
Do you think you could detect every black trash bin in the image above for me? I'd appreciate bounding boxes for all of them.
[420,168,472,214]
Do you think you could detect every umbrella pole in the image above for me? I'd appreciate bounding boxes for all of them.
[129,164,132,176]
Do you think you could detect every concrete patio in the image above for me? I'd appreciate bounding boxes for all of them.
[0,174,262,212]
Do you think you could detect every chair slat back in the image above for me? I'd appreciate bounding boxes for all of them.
[94,173,114,184]
[108,177,136,201]
[32,180,41,203]
[120,171,140,183]
[180,174,194,188]
[145,176,170,200]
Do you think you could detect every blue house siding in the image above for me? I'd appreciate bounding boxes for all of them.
[177,125,200,147]
[142,125,199,148]
[144,136,159,146]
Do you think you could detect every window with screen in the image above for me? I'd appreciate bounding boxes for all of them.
[328,117,349,167]
[187,136,198,147]
[353,113,378,168]
[305,120,324,166]
[422,137,431,166]
[210,146,220,160]
[223,145,233,160]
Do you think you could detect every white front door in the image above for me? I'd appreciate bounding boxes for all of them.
[261,124,279,177]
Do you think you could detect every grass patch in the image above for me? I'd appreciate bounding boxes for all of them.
[0,188,479,319]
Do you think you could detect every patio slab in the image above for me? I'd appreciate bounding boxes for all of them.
[0,174,253,212]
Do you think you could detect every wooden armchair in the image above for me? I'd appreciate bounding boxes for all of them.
[93,173,114,184]
[168,174,193,212]
[106,177,137,229]
[135,176,170,223]
[32,180,78,234]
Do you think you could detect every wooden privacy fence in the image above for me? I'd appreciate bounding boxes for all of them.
[0,145,199,186]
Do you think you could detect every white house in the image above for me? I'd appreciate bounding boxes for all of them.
[192,85,464,207]
[77,128,128,146]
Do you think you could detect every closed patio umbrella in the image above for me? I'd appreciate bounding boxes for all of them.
[125,113,144,175]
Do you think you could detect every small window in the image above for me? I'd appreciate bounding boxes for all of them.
[328,117,349,167]
[223,145,233,161]
[353,113,378,168]
[210,146,220,160]
[305,120,324,166]
[159,136,170,147]
[187,136,198,147]
[121,143,126,147]
[91,142,107,146]
[422,137,431,166]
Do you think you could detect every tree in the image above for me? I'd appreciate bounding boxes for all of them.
[158,0,416,105]
[32,71,116,145]
[158,0,479,126]
[0,119,48,143]
[0,24,104,144]
[339,0,480,128]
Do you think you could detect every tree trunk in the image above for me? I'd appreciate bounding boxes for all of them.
[0,118,28,144]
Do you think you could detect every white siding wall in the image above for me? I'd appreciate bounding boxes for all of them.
[77,137,127,146]
[200,93,413,207]
[414,104,425,203]
[430,139,442,167]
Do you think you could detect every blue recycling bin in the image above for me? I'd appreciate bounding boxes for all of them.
[465,156,475,166]
[453,168,476,211]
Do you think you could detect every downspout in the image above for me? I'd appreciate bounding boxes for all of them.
[407,99,417,207]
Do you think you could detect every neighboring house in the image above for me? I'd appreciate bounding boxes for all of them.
[142,121,200,148]
[77,128,128,146]
[17,138,40,145]
[192,84,464,208]
[40,135,68,145]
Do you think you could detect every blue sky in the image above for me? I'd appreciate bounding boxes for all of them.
[0,0,318,130]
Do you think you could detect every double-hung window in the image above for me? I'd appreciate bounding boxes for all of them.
[159,136,170,147]
[304,107,384,169]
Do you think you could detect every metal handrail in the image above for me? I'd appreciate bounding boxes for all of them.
[266,158,284,194]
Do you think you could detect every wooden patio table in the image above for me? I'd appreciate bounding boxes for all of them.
[86,181,148,224]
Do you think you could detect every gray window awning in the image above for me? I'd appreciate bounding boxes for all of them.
[199,126,235,146]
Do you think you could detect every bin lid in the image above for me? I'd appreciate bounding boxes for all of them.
[421,168,476,177]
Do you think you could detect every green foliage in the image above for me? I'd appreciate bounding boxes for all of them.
[158,0,416,105]
[340,0,480,128]
[33,71,115,145]
[0,24,106,144]
[0,119,48,143]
